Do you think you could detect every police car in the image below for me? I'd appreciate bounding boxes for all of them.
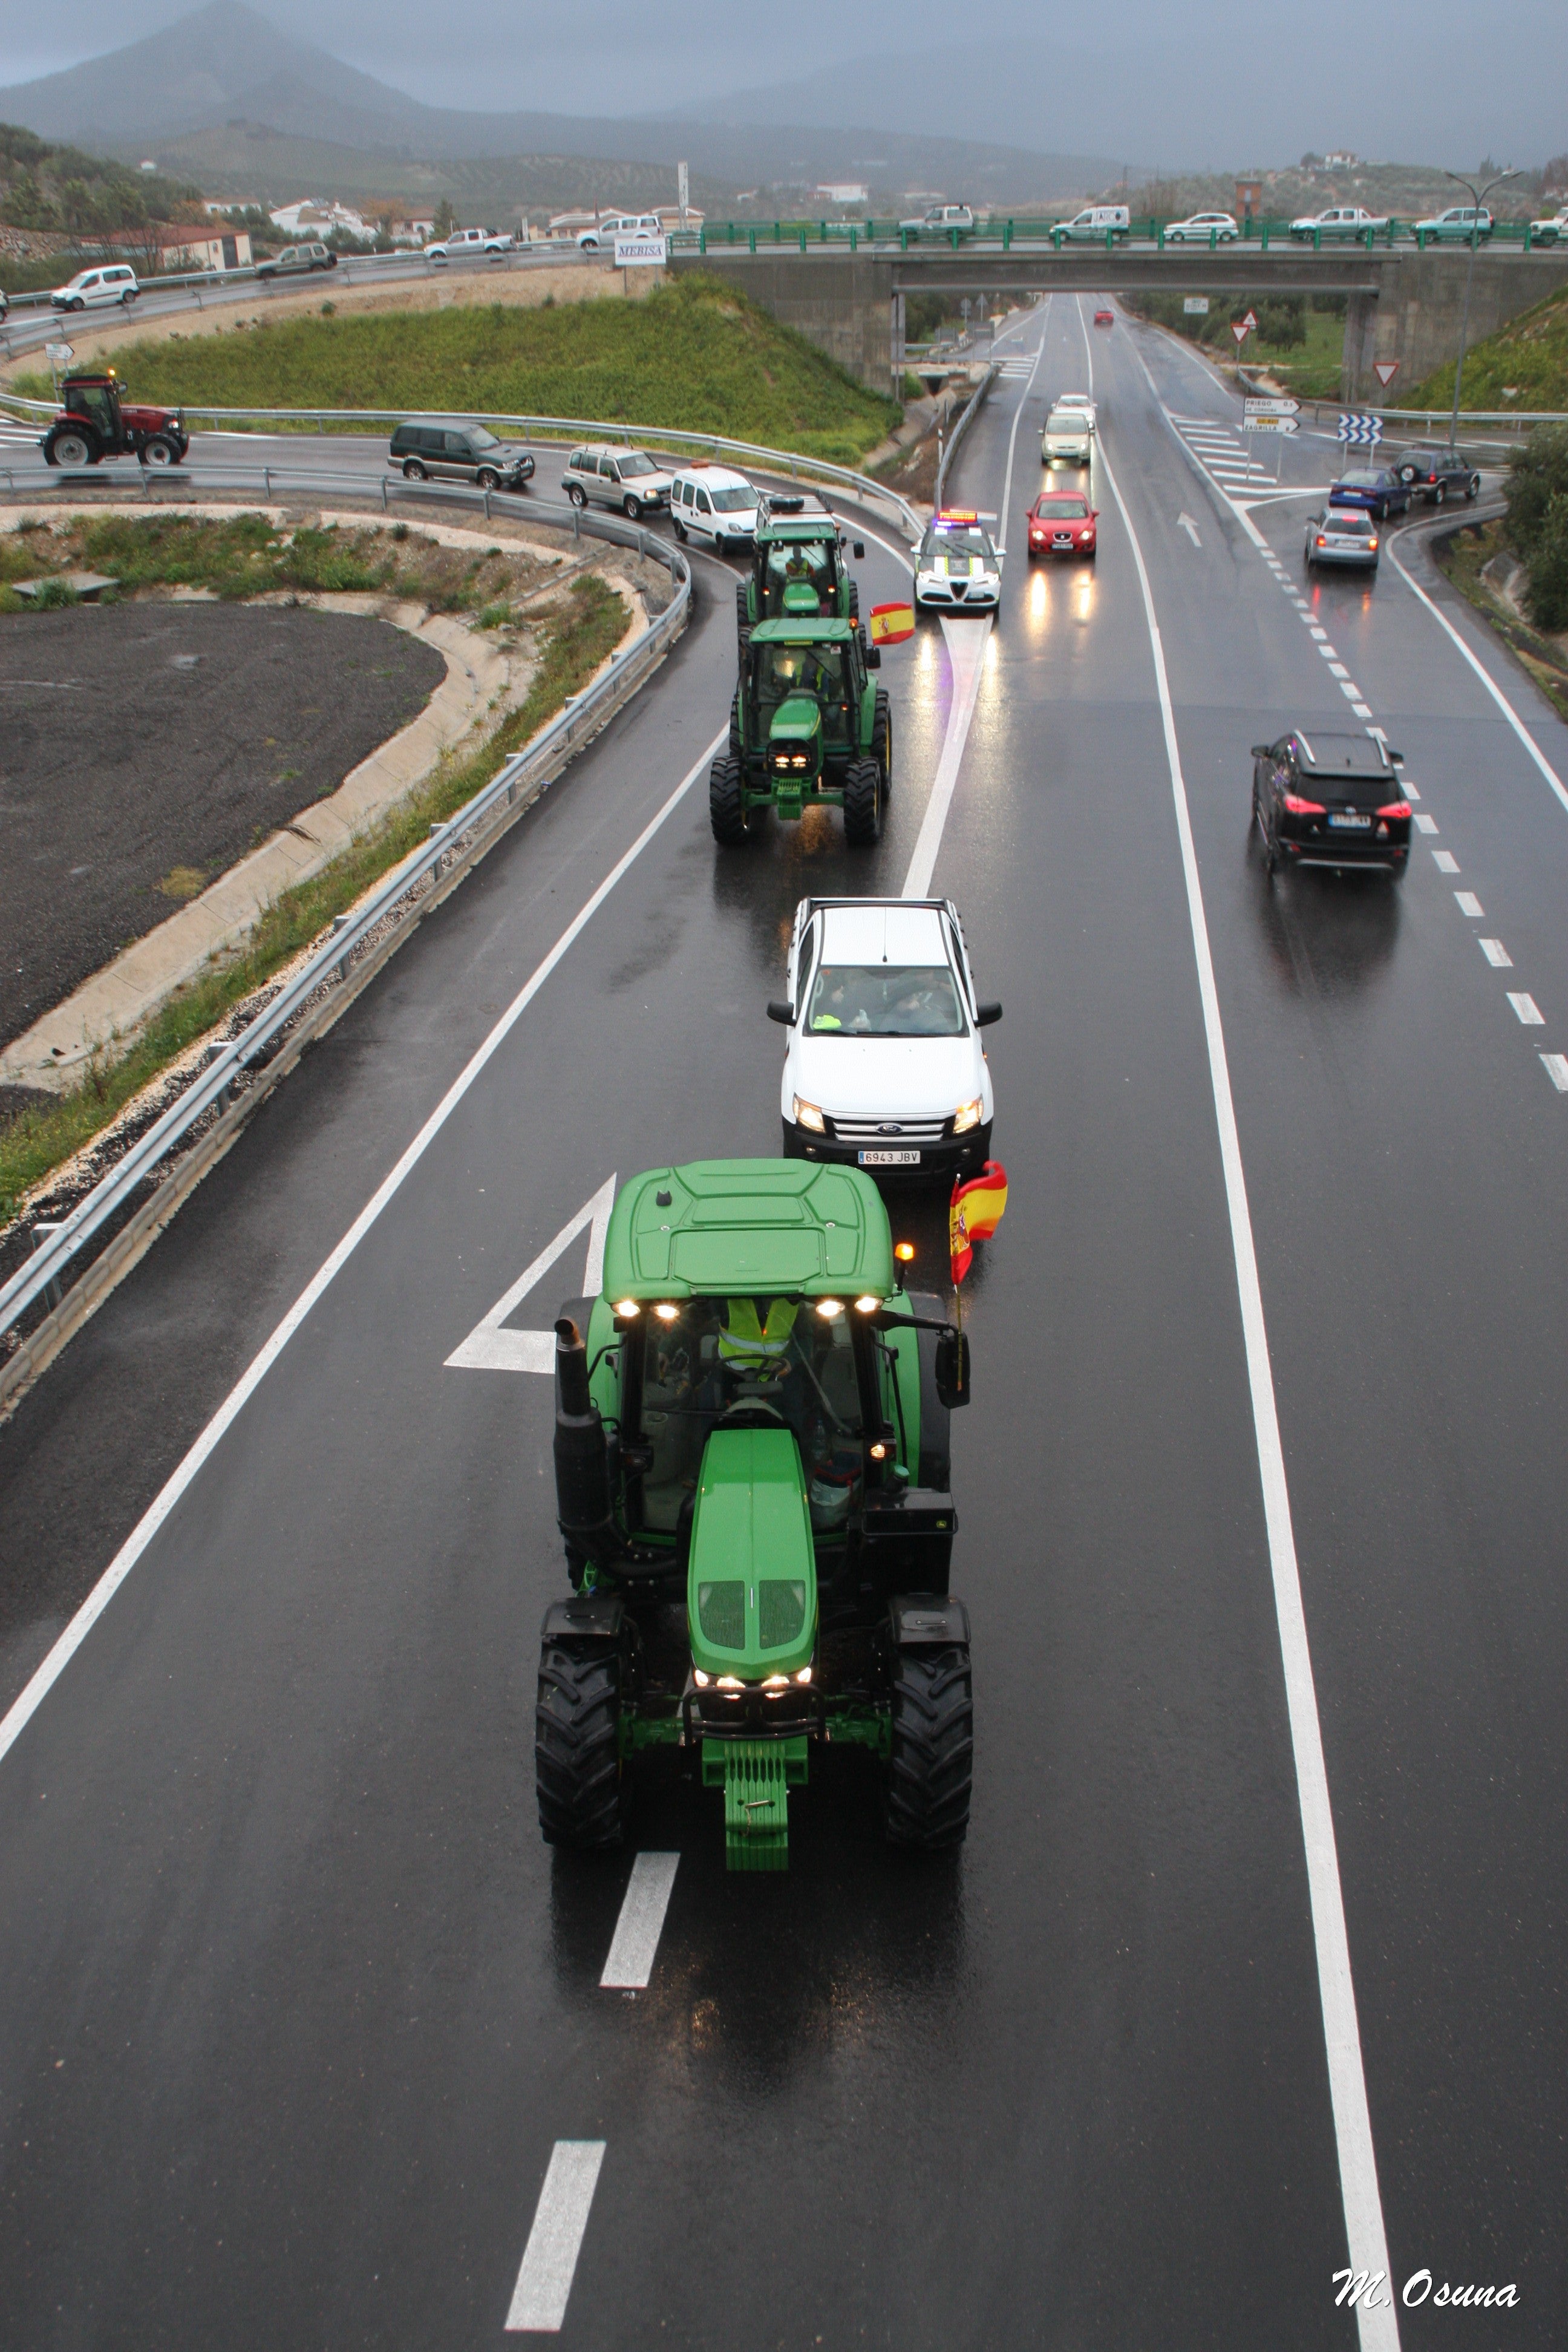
[913,511,1001,613]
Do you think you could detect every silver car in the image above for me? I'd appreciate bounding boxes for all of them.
[1304,507,1380,571]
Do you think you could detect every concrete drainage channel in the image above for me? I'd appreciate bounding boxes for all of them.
[0,479,693,1414]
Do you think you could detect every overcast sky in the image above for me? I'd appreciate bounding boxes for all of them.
[2,0,1563,170]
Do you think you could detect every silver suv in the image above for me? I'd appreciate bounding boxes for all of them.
[561,444,674,519]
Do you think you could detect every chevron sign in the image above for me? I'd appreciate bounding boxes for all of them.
[1337,413,1383,445]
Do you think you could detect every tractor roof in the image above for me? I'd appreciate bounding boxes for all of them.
[748,616,857,646]
[603,1160,894,1300]
[758,517,840,544]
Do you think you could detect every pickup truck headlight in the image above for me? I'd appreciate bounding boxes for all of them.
[953,1098,983,1133]
[792,1096,826,1134]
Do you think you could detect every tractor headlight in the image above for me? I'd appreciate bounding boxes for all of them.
[792,1096,826,1134]
[953,1097,983,1133]
[693,1668,710,1687]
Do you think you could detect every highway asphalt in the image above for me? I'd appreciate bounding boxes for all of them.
[0,298,1564,2348]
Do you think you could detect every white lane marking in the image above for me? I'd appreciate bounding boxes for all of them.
[1178,512,1202,546]
[1400,782,1421,799]
[1508,991,1545,1025]
[1414,814,1438,835]
[0,730,727,1774]
[996,295,1050,555]
[1388,531,1568,818]
[1351,701,1373,717]
[1455,890,1484,915]
[505,2141,606,2331]
[599,1851,681,1989]
[1541,1053,1568,1091]
[1433,850,1460,872]
[1310,626,1328,640]
[1478,938,1512,966]
[445,1174,616,1373]
[1087,301,1400,2352]
[1340,682,1364,701]
[901,616,993,897]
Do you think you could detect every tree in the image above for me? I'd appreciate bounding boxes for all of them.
[1506,425,1568,631]
[434,198,457,240]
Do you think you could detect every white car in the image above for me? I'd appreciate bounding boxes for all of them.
[1042,405,1093,465]
[578,212,663,251]
[1165,210,1238,243]
[1053,393,1096,428]
[51,264,139,312]
[898,203,976,239]
[1055,204,1130,242]
[913,512,1001,612]
[773,897,1001,1180]
[1529,208,1568,245]
[1413,206,1492,243]
[1289,206,1387,240]
[426,226,512,260]
[669,463,760,550]
[561,443,674,518]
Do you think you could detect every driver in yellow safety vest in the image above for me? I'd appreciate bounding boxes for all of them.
[718,1296,799,1378]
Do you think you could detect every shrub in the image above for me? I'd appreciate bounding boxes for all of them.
[1505,426,1568,629]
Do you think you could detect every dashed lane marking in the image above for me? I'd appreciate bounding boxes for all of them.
[1479,938,1512,966]
[1433,849,1460,872]
[1542,1053,1568,1091]
[505,2141,606,2332]
[1414,814,1438,835]
[1508,991,1545,1025]
[599,1852,681,1990]
[1455,890,1484,915]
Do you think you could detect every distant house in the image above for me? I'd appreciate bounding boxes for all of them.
[267,199,371,240]
[107,226,253,270]
[815,183,869,206]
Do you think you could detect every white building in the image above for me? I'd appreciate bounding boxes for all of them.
[815,183,869,206]
[267,200,372,241]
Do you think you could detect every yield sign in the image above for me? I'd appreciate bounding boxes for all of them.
[445,1174,616,1373]
[1231,321,1252,346]
[1373,359,1400,388]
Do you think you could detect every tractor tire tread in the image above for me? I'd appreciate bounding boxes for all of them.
[710,753,750,845]
[535,1640,626,1847]
[843,756,883,846]
[885,1645,973,1849]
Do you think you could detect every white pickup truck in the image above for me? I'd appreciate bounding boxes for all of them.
[1289,206,1388,241]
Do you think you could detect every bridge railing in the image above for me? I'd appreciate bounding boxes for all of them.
[673,218,1564,257]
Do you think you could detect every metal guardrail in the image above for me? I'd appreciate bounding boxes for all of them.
[0,395,925,541]
[933,365,998,513]
[673,218,1568,258]
[0,476,690,1349]
[0,239,603,322]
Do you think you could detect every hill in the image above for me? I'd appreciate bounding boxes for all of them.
[1410,286,1568,412]
[11,272,901,465]
[0,1,1117,211]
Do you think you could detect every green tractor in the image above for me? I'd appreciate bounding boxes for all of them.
[710,613,892,846]
[736,501,864,655]
[537,1160,974,1872]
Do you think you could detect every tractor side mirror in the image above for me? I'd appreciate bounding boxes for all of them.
[864,642,881,669]
[974,1000,1002,1027]
[853,540,866,560]
[766,999,795,1025]
[935,1330,971,1410]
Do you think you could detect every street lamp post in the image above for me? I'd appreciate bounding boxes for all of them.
[1445,165,1518,449]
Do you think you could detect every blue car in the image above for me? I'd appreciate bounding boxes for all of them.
[1330,467,1411,522]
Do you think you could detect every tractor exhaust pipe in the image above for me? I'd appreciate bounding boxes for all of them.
[552,1317,625,1564]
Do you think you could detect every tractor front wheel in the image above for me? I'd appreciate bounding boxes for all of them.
[872,690,892,795]
[141,436,180,468]
[884,1644,973,1850]
[536,1636,628,1849]
[709,754,751,846]
[843,756,884,846]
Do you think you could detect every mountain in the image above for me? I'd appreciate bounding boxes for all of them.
[0,1,1119,205]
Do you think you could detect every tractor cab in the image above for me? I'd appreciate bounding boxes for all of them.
[738,506,865,645]
[537,1160,974,1870]
[711,616,889,846]
[43,371,188,471]
[64,375,122,440]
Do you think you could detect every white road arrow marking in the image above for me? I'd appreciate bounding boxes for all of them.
[445,1173,616,1373]
[1178,512,1201,546]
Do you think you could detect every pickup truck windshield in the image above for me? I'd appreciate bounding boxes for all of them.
[806,963,966,1037]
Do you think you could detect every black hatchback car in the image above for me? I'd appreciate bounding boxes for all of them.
[1329,467,1411,521]
[1252,728,1411,876]
[388,418,535,491]
[1394,446,1482,505]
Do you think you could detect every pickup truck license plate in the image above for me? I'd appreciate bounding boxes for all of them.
[1327,812,1372,830]
[859,1148,921,1166]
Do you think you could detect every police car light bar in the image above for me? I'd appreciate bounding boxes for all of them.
[936,509,978,523]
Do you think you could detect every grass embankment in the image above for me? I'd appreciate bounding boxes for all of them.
[0,549,625,1223]
[11,271,901,465]
[1410,286,1568,411]
[1122,291,1345,400]
[1435,514,1568,723]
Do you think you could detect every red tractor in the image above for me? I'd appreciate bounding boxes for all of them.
[42,370,189,471]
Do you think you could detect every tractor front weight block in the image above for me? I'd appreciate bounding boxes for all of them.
[704,1736,808,1870]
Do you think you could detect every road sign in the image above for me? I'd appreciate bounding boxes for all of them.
[1241,416,1299,434]
[1244,396,1300,417]
[613,232,668,267]
[1241,309,1258,330]
[1183,295,1210,315]
[1337,413,1383,445]
[1230,321,1251,347]
[1373,359,1400,389]
[45,341,74,367]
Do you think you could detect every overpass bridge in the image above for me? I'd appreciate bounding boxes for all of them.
[670,241,1568,405]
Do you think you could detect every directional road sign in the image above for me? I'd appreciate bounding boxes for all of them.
[1241,416,1300,435]
[1244,396,1301,417]
[1337,413,1383,445]
[45,341,74,368]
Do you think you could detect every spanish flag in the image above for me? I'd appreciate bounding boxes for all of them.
[949,1161,1008,1286]
[869,601,916,646]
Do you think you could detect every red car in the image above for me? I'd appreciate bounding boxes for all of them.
[1093,307,1114,326]
[1028,492,1097,559]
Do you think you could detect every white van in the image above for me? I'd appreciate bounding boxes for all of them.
[1057,206,1130,243]
[669,463,760,551]
[51,264,139,312]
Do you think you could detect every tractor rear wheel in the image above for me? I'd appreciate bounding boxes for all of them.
[735,578,753,656]
[536,1636,628,1848]
[884,1644,973,1850]
[45,428,95,468]
[709,754,751,845]
[872,690,892,794]
[843,756,883,846]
